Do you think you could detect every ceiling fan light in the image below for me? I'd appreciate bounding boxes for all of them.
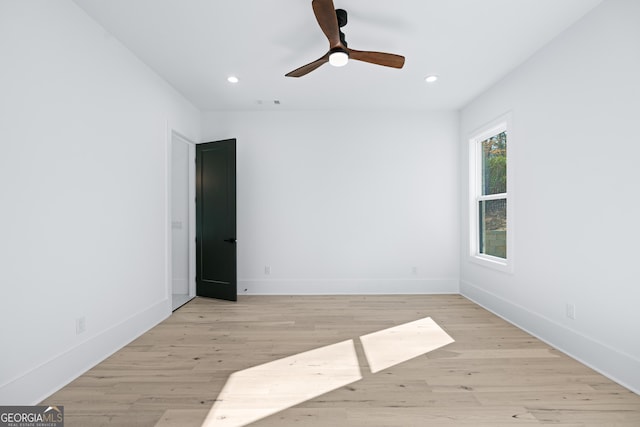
[329,51,349,67]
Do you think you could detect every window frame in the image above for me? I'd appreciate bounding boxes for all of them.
[468,114,513,273]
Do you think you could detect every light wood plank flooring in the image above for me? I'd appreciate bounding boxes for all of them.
[41,295,640,426]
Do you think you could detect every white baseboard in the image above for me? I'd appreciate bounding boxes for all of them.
[0,299,171,405]
[460,279,640,395]
[238,278,459,295]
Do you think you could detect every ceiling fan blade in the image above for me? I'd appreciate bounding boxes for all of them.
[285,53,330,77]
[349,49,405,69]
[312,0,341,48]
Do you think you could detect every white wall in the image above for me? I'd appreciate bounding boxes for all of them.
[0,0,200,404]
[459,0,640,393]
[202,110,460,295]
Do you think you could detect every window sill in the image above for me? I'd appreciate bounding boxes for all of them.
[469,253,513,274]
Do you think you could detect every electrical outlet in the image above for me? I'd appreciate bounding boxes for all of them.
[411,266,418,275]
[264,266,271,275]
[566,303,576,320]
[76,317,86,335]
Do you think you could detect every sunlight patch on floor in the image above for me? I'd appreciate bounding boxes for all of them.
[201,317,454,427]
[360,317,454,373]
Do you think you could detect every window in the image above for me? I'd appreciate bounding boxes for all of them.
[469,116,512,271]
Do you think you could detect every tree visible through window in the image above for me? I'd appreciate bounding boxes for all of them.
[478,131,507,258]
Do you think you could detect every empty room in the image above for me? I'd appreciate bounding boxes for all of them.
[1,0,639,426]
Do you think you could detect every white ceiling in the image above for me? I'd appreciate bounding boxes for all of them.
[73,0,602,111]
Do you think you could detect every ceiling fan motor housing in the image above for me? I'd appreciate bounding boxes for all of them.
[336,9,348,46]
[336,8,348,27]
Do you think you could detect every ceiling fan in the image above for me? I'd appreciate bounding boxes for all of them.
[285,0,405,77]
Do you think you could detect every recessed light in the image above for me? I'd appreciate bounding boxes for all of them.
[227,76,239,83]
[425,75,438,83]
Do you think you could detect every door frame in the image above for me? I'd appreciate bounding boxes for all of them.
[167,130,197,306]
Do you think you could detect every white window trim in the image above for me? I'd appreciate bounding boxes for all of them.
[468,114,514,273]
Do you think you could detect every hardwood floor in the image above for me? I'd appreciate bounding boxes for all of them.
[41,295,640,426]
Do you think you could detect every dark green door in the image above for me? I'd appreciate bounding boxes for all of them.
[196,139,237,301]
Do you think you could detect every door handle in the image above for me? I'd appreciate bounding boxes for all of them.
[223,238,237,243]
